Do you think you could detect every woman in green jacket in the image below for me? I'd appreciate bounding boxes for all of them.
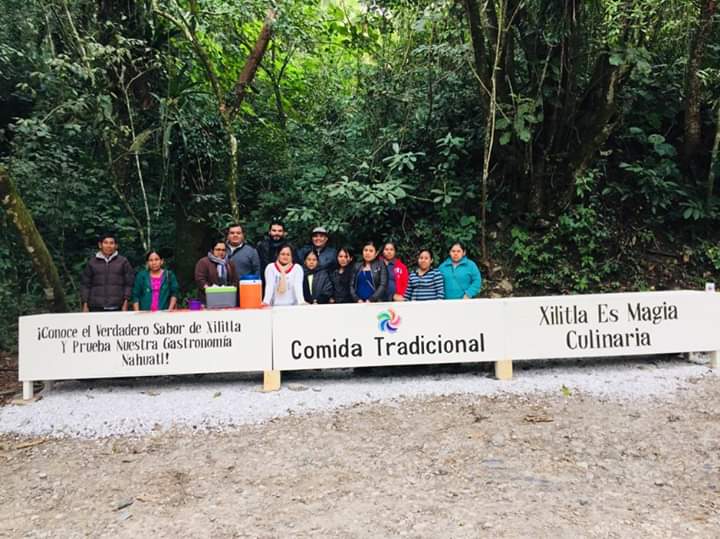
[132,251,179,311]
[438,242,482,300]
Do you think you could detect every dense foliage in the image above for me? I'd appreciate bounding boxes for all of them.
[1,0,719,350]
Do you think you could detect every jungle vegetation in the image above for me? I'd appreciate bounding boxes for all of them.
[1,0,719,350]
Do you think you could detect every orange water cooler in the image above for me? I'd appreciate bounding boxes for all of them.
[239,275,263,308]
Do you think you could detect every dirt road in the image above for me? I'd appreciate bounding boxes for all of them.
[1,373,718,538]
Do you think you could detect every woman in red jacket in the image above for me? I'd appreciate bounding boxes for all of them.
[381,241,409,302]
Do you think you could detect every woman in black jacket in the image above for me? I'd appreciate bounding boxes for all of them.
[330,247,354,303]
[302,250,333,304]
[350,241,388,303]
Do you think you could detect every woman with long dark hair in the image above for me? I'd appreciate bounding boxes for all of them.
[350,241,387,303]
[330,247,354,303]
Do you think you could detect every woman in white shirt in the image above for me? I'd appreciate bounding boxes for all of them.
[263,244,306,306]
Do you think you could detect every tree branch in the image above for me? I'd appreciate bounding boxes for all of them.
[152,0,227,119]
[227,8,276,120]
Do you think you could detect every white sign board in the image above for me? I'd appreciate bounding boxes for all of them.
[18,291,720,386]
[272,300,505,370]
[505,291,720,359]
[19,309,272,381]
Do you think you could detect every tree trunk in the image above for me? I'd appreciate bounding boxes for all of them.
[0,166,68,312]
[174,198,212,293]
[683,0,717,178]
[526,0,581,215]
[562,55,628,207]
[707,102,720,203]
[480,0,508,265]
[227,131,240,222]
[462,0,490,109]
[483,0,509,105]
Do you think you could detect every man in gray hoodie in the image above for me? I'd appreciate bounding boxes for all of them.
[226,224,261,280]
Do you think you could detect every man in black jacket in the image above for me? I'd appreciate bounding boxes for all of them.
[80,233,134,312]
[256,220,291,273]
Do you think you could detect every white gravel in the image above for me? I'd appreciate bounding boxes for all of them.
[0,356,716,438]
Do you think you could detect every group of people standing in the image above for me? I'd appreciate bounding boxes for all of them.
[255,222,483,307]
[79,222,483,312]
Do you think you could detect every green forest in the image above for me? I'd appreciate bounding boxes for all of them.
[1,0,719,350]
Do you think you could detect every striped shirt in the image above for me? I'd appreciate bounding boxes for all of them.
[404,269,444,301]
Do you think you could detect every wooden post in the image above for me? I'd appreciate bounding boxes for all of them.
[23,381,34,400]
[710,351,719,369]
[495,359,513,380]
[263,370,281,392]
[705,284,717,368]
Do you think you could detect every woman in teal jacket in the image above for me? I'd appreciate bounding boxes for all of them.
[132,251,179,311]
[438,242,482,299]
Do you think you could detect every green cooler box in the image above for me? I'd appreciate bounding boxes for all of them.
[205,285,238,309]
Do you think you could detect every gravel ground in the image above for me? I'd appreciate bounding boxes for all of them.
[0,356,715,438]
[1,356,718,537]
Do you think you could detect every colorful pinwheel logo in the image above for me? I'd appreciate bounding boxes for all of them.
[377,308,401,333]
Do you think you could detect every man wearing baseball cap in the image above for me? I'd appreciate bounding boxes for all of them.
[297,226,337,273]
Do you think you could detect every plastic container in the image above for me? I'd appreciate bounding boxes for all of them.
[239,275,262,309]
[188,299,203,311]
[205,285,238,309]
